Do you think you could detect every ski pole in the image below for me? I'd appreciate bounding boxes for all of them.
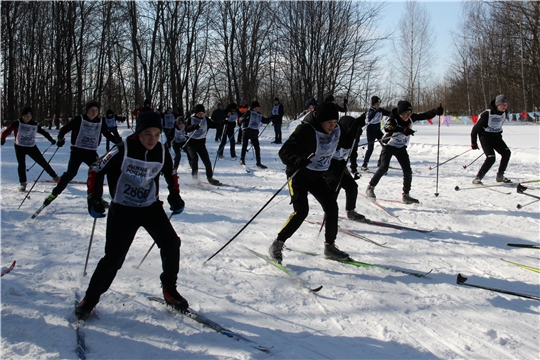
[212,125,240,172]
[212,123,229,173]
[204,153,314,264]
[463,153,484,169]
[18,146,60,209]
[27,143,53,171]
[135,213,174,269]
[83,218,98,276]
[517,184,540,200]
[429,149,472,170]
[517,199,539,209]
[434,115,441,196]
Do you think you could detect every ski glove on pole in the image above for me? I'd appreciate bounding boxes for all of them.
[87,194,106,218]
[57,138,66,147]
[168,193,185,215]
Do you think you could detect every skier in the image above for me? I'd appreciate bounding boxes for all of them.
[104,109,121,152]
[211,103,225,142]
[1,107,60,191]
[42,100,121,206]
[236,99,249,146]
[217,103,238,159]
[166,116,191,171]
[239,101,272,169]
[184,104,221,185]
[358,96,391,173]
[268,102,350,263]
[365,101,443,204]
[324,114,367,221]
[76,111,187,320]
[161,107,177,145]
[470,94,512,184]
[270,97,284,144]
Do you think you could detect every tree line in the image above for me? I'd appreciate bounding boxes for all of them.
[2,1,538,123]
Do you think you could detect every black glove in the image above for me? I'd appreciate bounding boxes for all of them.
[113,135,122,144]
[57,138,65,147]
[471,143,479,150]
[50,139,56,145]
[377,107,383,113]
[295,157,312,168]
[87,194,106,218]
[168,193,185,215]
[1,138,5,146]
[436,104,444,116]
[343,98,348,105]
[193,124,201,130]
[403,128,415,136]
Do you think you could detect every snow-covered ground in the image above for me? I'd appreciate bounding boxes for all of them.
[1,119,539,359]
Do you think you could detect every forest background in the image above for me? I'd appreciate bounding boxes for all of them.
[1,0,539,124]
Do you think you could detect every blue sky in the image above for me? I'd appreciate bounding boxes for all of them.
[376,0,464,78]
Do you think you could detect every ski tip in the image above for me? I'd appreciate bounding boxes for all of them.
[454,186,460,191]
[310,285,323,292]
[456,273,467,284]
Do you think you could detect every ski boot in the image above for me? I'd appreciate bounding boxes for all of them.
[268,239,285,264]
[162,286,189,313]
[496,173,512,183]
[18,182,27,192]
[402,193,419,204]
[207,177,222,186]
[76,296,99,321]
[43,193,57,206]
[324,242,350,261]
[256,163,267,169]
[346,210,366,222]
[366,185,376,199]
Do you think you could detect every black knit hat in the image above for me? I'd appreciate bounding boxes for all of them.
[226,103,237,111]
[106,109,114,116]
[397,100,413,114]
[495,94,509,106]
[315,103,339,123]
[194,104,205,113]
[85,100,100,112]
[274,97,279,102]
[251,101,260,108]
[135,111,162,134]
[21,107,33,116]
[371,96,381,106]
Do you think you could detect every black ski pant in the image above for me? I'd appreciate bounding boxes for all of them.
[186,139,213,179]
[217,123,237,158]
[369,144,413,194]
[240,128,261,164]
[53,147,98,196]
[85,201,181,302]
[277,174,338,244]
[362,124,384,168]
[171,141,191,170]
[324,160,359,212]
[214,123,223,142]
[477,135,511,178]
[272,116,282,143]
[15,144,57,184]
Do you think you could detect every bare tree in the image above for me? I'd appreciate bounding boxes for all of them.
[390,0,435,107]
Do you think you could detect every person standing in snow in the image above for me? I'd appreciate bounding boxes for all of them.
[104,109,121,152]
[268,102,351,263]
[236,99,249,145]
[217,103,238,159]
[167,116,191,171]
[1,107,60,191]
[365,100,443,204]
[76,111,187,320]
[211,103,225,142]
[270,97,284,144]
[357,96,391,174]
[324,114,367,222]
[239,101,272,169]
[470,94,512,184]
[184,104,221,185]
[42,100,121,206]
[161,107,177,146]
